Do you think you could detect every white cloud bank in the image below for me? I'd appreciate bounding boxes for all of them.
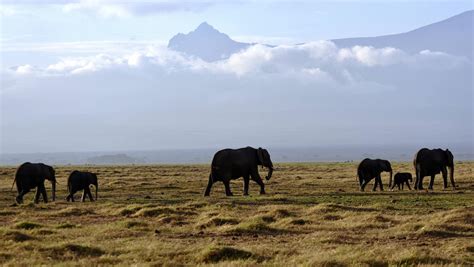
[1,42,472,153]
[9,41,467,78]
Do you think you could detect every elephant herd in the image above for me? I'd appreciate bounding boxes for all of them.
[12,163,98,204]
[357,148,455,192]
[10,147,455,203]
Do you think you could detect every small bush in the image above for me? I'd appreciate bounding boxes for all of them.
[56,207,94,216]
[3,231,34,242]
[15,222,43,230]
[118,207,142,216]
[230,218,282,235]
[56,223,76,229]
[134,207,175,217]
[123,220,148,228]
[43,244,105,259]
[199,246,253,263]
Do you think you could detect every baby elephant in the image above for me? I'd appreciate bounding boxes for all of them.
[66,171,98,202]
[391,172,412,191]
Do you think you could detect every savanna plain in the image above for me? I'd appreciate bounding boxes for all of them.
[0,162,472,266]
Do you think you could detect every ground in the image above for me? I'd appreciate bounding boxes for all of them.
[0,162,472,266]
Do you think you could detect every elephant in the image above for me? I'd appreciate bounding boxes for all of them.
[357,158,392,191]
[413,148,455,190]
[66,171,98,202]
[12,162,56,204]
[204,147,274,196]
[391,172,412,191]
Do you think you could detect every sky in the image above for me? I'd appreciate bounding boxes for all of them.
[0,0,473,154]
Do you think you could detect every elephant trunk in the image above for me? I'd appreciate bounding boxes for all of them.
[51,180,56,201]
[388,171,393,188]
[265,167,273,180]
[95,184,98,200]
[449,166,455,188]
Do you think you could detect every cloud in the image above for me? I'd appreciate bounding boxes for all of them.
[0,5,17,16]
[7,41,466,80]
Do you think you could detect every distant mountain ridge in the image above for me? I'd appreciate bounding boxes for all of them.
[167,11,473,61]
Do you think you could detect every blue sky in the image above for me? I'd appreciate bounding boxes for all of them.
[1,1,472,154]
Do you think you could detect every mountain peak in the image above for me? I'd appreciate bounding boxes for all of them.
[196,22,214,31]
[168,22,249,61]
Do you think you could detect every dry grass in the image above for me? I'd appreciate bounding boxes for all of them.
[0,162,473,265]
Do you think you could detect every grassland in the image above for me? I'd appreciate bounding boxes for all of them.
[0,162,472,266]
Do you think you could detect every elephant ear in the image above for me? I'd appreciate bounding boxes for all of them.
[257,147,264,165]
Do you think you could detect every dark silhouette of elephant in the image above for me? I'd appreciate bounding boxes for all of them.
[204,147,274,196]
[13,162,56,204]
[414,148,455,190]
[357,158,392,191]
[391,172,412,191]
[66,171,98,202]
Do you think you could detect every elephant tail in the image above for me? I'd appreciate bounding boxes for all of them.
[11,176,17,191]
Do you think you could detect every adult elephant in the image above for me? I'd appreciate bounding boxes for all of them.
[66,171,98,202]
[13,162,56,204]
[204,147,274,196]
[413,148,455,190]
[357,158,393,191]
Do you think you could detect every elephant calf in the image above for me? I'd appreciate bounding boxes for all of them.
[66,171,98,202]
[391,172,412,191]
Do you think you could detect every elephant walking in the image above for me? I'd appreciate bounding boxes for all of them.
[204,147,274,196]
[13,162,56,204]
[357,158,392,191]
[413,148,455,190]
[391,172,413,191]
[66,171,98,202]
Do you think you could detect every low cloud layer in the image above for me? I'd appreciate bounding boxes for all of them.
[1,42,472,153]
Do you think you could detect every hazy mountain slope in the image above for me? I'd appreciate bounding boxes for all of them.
[332,10,473,58]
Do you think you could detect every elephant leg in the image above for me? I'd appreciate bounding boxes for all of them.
[398,183,401,190]
[390,182,396,191]
[378,175,384,191]
[223,180,233,196]
[428,175,435,190]
[418,176,424,190]
[243,175,250,196]
[81,190,87,202]
[360,178,370,192]
[16,189,29,204]
[204,174,213,196]
[415,168,421,190]
[34,187,42,204]
[86,187,94,201]
[441,168,448,189]
[406,181,412,190]
[372,178,378,191]
[40,184,48,203]
[251,173,265,194]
